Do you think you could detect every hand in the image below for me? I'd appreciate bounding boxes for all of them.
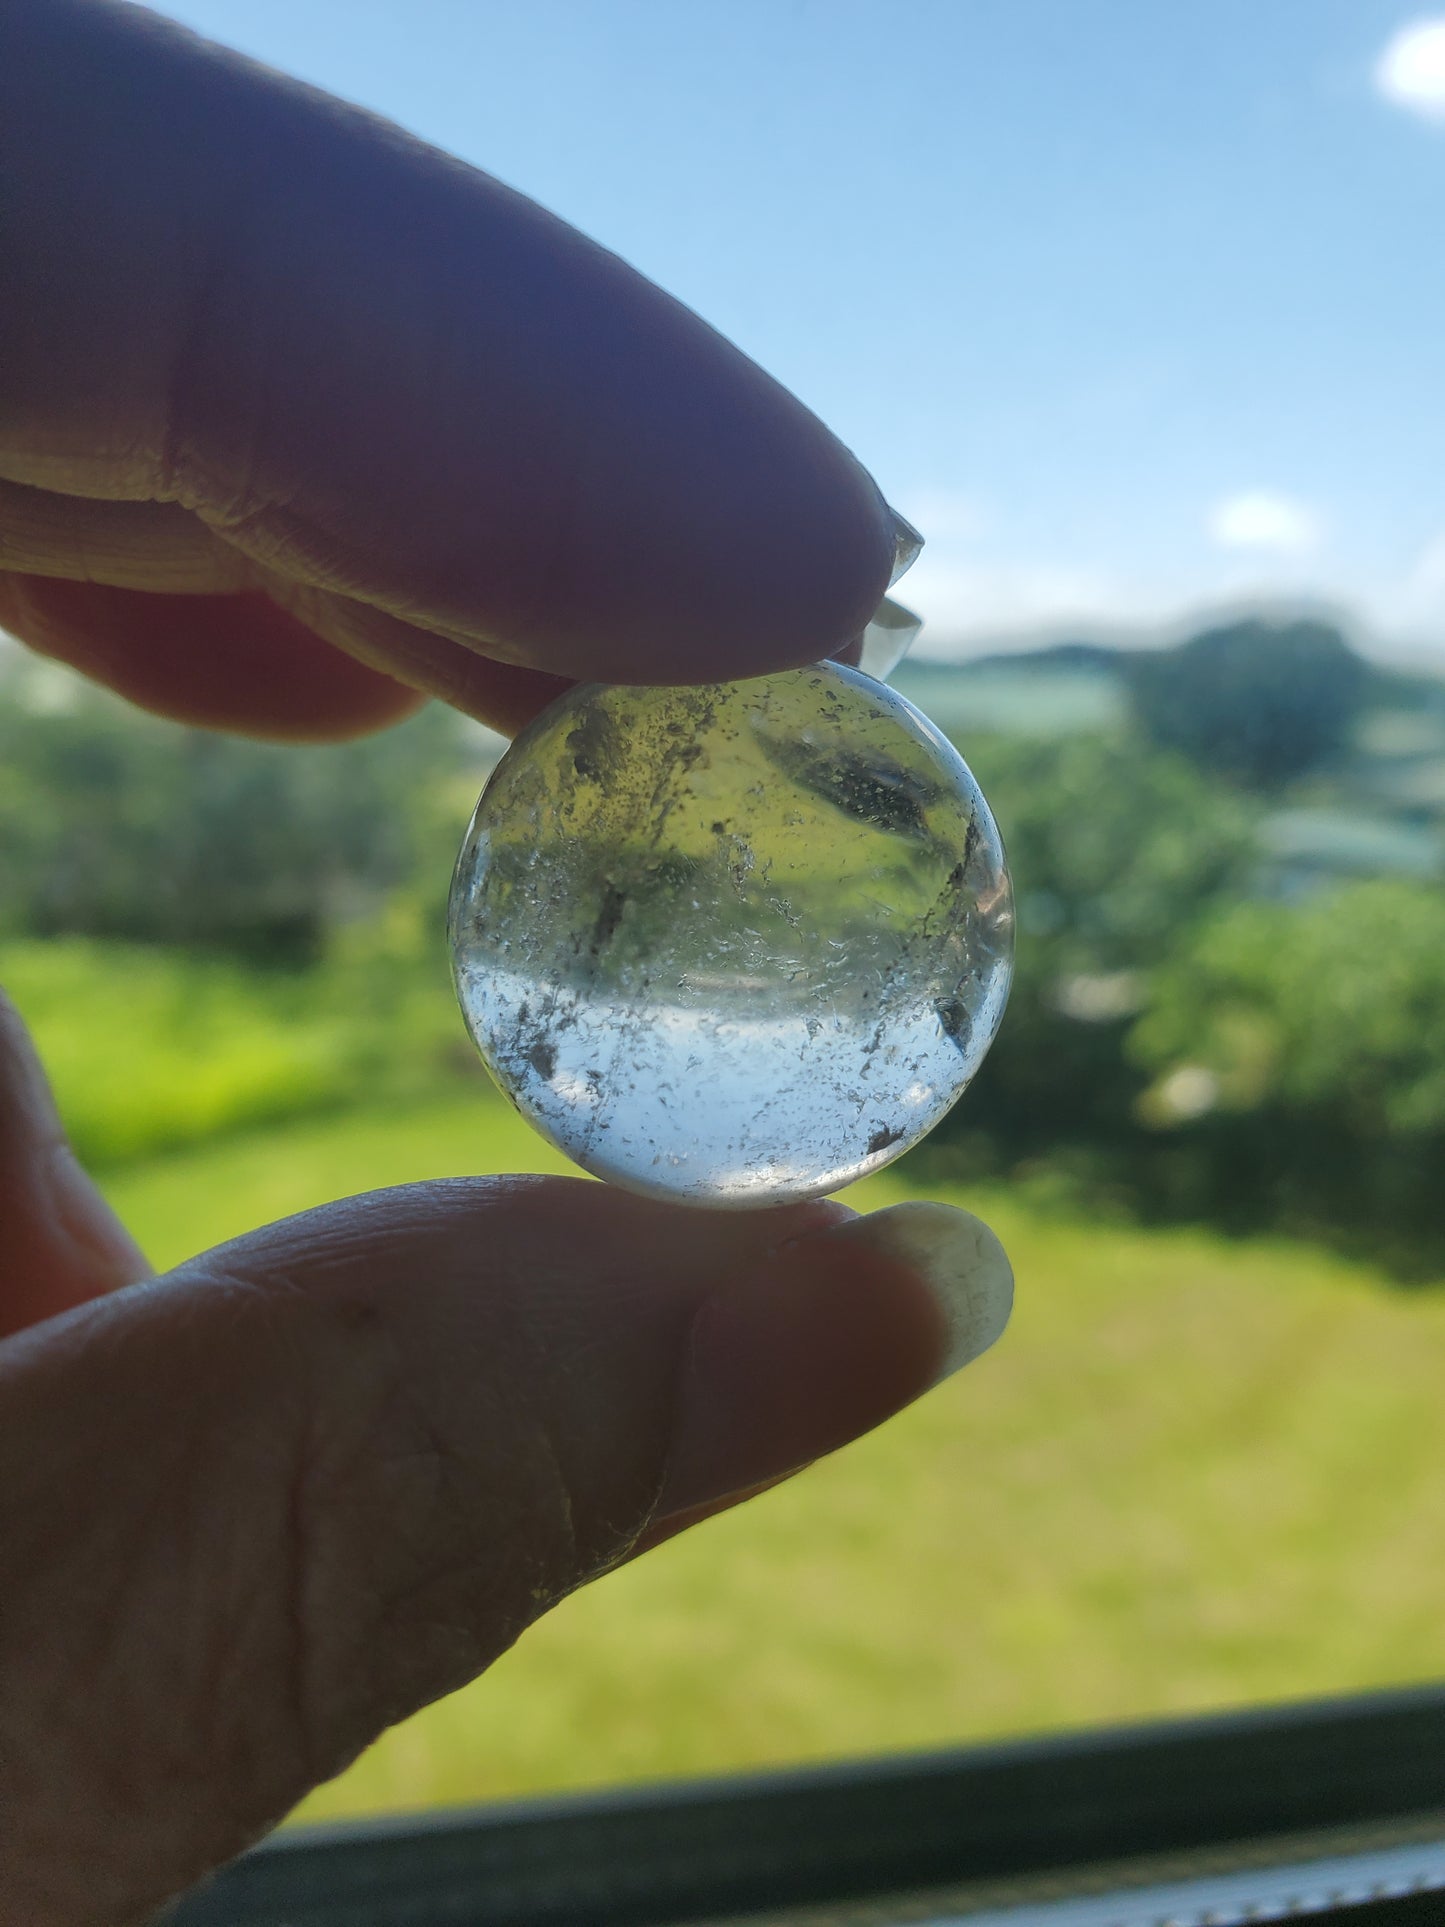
[0,5,1013,1922]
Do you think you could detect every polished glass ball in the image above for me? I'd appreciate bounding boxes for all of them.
[449,661,1013,1207]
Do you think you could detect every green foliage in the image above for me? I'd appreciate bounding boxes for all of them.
[965,729,1254,974]
[1134,879,1445,1137]
[1126,618,1369,787]
[1120,881,1445,1265]
[2,940,360,1165]
[0,648,491,1165]
[6,627,1445,1270]
[0,654,477,962]
[935,729,1254,1148]
[1,928,472,1168]
[917,730,1445,1270]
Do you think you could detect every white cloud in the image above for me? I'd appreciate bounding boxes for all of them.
[1208,491,1319,556]
[1376,17,1445,120]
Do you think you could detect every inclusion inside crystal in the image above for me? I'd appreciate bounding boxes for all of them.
[449,660,1013,1208]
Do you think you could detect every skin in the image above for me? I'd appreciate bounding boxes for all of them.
[0,5,954,1922]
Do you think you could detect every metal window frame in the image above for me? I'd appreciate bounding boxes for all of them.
[163,1682,1445,1925]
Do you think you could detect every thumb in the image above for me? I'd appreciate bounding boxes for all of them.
[0,1176,1011,1927]
[0,989,150,1337]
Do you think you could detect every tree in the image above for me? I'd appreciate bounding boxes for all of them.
[932,729,1254,1148]
[1125,878,1445,1264]
[1132,878,1445,1141]
[0,654,479,962]
[1126,617,1368,787]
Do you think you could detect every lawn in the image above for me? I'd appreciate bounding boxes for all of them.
[103,1090,1445,1824]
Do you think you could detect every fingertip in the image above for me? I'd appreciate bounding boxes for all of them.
[0,577,426,740]
[655,1221,946,1520]
[0,987,149,1335]
[653,1201,1011,1525]
[564,406,897,683]
[1,0,898,686]
[819,1202,1014,1382]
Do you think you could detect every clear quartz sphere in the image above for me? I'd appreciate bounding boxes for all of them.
[449,660,1013,1207]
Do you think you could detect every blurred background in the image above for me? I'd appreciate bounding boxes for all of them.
[5,0,1445,1824]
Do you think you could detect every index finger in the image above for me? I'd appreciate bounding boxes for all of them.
[0,0,898,687]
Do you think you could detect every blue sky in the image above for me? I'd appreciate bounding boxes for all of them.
[159,0,1445,658]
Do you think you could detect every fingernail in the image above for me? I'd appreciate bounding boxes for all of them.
[887,508,924,586]
[657,1201,1011,1519]
[822,1202,1013,1380]
[856,595,923,682]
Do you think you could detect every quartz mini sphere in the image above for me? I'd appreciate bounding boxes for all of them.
[449,661,1013,1207]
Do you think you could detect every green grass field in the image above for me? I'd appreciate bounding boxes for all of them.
[102,1091,1445,1825]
